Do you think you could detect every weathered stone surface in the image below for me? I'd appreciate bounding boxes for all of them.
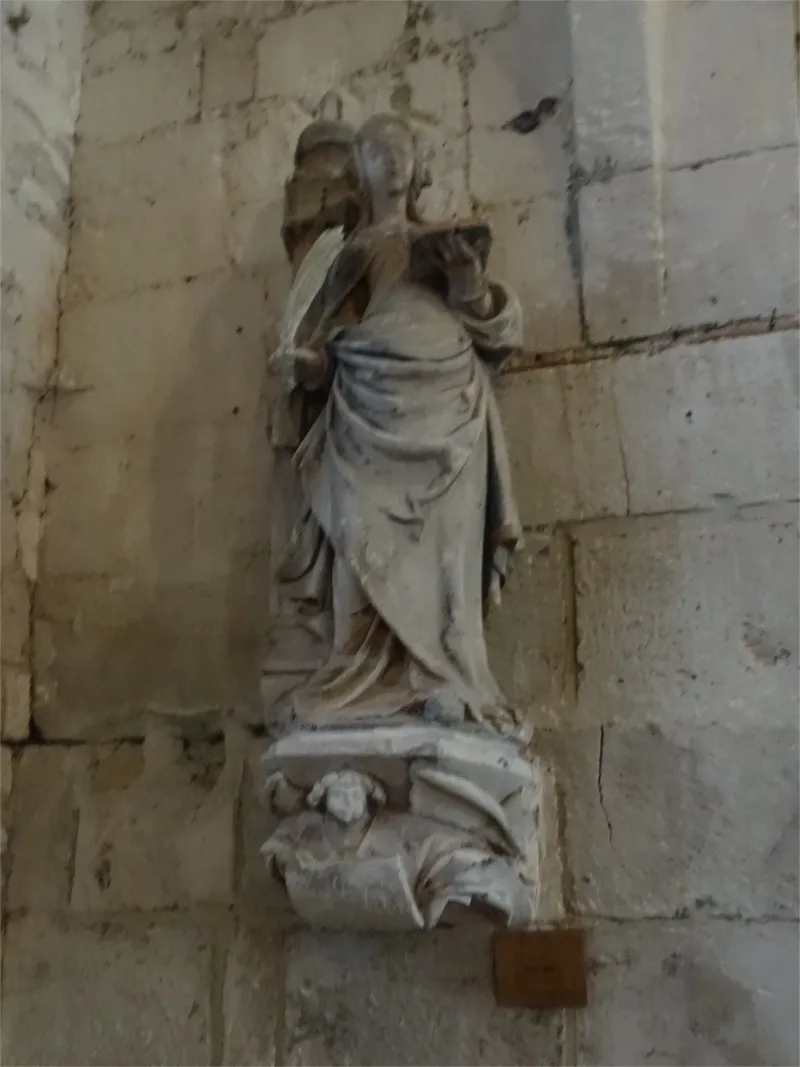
[575,508,799,731]
[613,332,800,513]
[7,745,90,910]
[54,273,268,448]
[581,148,800,342]
[552,725,799,920]
[1,913,211,1066]
[487,198,581,352]
[285,929,562,1066]
[255,2,405,101]
[1,744,13,858]
[570,0,653,173]
[471,128,565,206]
[71,731,242,910]
[664,147,799,328]
[467,3,569,205]
[224,98,311,209]
[496,363,628,525]
[84,12,183,76]
[34,570,268,739]
[571,0,798,174]
[78,46,200,143]
[485,529,572,728]
[415,0,514,47]
[203,29,257,110]
[1,561,29,668]
[222,916,283,1066]
[0,665,30,742]
[68,120,236,301]
[579,166,664,341]
[579,920,800,1066]
[42,415,269,584]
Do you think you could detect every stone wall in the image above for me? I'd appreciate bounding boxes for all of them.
[2,1,798,1064]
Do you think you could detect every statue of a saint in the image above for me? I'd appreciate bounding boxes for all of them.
[261,104,540,931]
[270,112,524,738]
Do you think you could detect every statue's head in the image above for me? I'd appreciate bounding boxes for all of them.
[353,113,432,208]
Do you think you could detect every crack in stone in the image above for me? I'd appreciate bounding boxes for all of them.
[597,726,613,844]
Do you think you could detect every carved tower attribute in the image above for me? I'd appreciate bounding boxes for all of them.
[261,97,541,930]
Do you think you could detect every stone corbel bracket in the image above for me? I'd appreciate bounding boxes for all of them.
[261,725,541,931]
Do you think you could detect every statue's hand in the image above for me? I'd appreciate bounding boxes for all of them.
[438,234,487,306]
[268,346,329,392]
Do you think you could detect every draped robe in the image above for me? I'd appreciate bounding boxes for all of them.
[274,223,524,736]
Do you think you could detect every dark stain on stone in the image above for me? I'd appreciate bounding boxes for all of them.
[5,5,30,33]
[94,841,113,891]
[503,97,560,135]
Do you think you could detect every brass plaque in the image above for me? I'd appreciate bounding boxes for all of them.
[492,928,587,1009]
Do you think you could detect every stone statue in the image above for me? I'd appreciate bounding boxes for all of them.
[261,97,541,931]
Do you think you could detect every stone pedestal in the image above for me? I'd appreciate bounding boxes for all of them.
[261,724,540,930]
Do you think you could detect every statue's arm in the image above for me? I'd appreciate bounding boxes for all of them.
[456,280,523,369]
[438,234,523,367]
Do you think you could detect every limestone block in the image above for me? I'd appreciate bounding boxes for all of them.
[203,29,257,110]
[485,529,572,728]
[183,0,286,41]
[68,124,231,300]
[469,1,571,130]
[613,332,800,513]
[570,0,653,173]
[71,117,241,222]
[1,0,86,108]
[664,147,799,327]
[1,913,211,1067]
[470,127,565,206]
[84,12,182,76]
[7,745,91,909]
[2,94,72,242]
[54,273,268,448]
[42,414,269,585]
[224,99,312,210]
[1,561,29,666]
[575,508,799,731]
[415,0,514,47]
[487,198,581,352]
[580,508,799,722]
[1,197,66,391]
[468,1,570,204]
[34,569,268,739]
[581,148,800,342]
[222,916,283,1066]
[1,666,30,742]
[255,2,405,101]
[579,920,800,1066]
[571,0,798,173]
[1,488,17,569]
[88,0,190,35]
[71,732,242,910]
[496,363,627,525]
[1,744,12,857]
[552,724,799,920]
[285,928,562,1066]
[78,46,200,144]
[579,168,665,342]
[404,51,464,135]
[337,66,397,127]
